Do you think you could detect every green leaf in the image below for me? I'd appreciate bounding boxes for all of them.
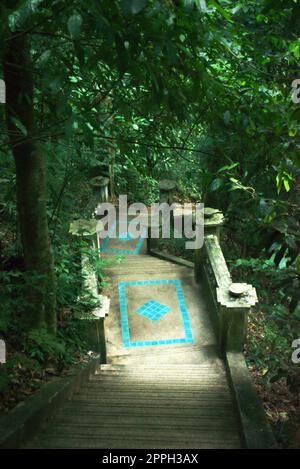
[276,174,282,194]
[283,178,290,192]
[289,39,300,59]
[293,303,300,319]
[217,163,239,173]
[208,0,232,21]
[67,13,83,39]
[10,116,27,136]
[288,123,297,137]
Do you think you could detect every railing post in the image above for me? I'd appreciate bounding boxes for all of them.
[158,179,176,230]
[80,249,108,363]
[203,207,225,241]
[217,284,258,354]
[90,176,110,203]
[196,233,258,356]
[194,207,225,283]
[69,219,108,362]
[69,219,99,249]
[158,179,176,204]
[144,218,160,254]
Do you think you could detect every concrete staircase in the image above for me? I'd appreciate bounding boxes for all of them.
[25,362,241,448]
[24,235,243,448]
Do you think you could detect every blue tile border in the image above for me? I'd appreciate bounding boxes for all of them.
[118,279,194,348]
[100,220,146,255]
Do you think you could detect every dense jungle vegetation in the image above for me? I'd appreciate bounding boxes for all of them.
[0,0,299,448]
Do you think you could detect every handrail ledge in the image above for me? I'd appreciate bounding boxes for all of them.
[226,352,277,449]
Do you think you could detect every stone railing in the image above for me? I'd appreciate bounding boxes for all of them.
[194,209,276,448]
[194,209,258,355]
[146,204,258,355]
[69,219,108,361]
[80,249,109,362]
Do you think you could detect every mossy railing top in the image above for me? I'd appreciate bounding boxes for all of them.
[193,208,258,354]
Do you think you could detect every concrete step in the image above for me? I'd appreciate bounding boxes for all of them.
[94,371,226,380]
[24,363,241,449]
[87,383,229,392]
[106,272,194,282]
[105,259,191,269]
[106,263,184,273]
[86,368,228,382]
[50,403,235,429]
[78,389,233,400]
[68,396,234,406]
[104,255,193,275]
[107,351,215,365]
[99,359,223,371]
[103,254,174,264]
[79,389,231,396]
[30,430,240,449]
[105,343,217,364]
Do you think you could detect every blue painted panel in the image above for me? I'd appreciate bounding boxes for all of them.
[118,279,194,348]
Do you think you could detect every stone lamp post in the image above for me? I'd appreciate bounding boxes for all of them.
[158,179,176,204]
[90,176,110,204]
[158,179,176,230]
[69,218,99,248]
[202,207,225,240]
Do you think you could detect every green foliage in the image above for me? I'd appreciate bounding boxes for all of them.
[0,270,32,333]
[247,309,295,385]
[230,255,300,385]
[0,374,10,394]
[25,329,67,363]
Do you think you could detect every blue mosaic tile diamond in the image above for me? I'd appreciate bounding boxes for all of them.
[118,279,194,348]
[136,300,171,321]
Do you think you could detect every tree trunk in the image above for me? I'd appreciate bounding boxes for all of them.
[3,33,57,333]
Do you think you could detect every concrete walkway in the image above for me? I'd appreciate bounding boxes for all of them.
[103,253,217,365]
[24,221,242,448]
